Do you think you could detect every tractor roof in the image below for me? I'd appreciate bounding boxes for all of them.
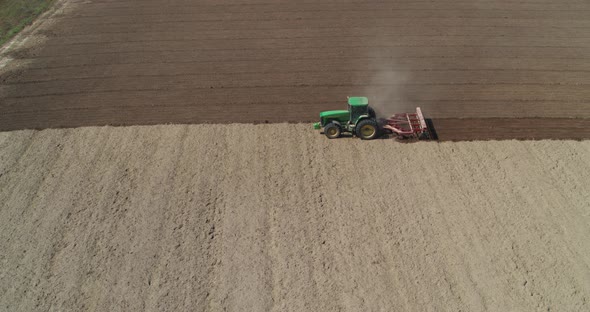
[348,96,369,106]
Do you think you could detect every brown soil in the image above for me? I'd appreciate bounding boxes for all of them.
[433,118,590,141]
[1,0,590,139]
[1,124,589,311]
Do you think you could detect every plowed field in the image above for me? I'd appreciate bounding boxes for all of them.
[1,0,590,139]
[1,124,589,311]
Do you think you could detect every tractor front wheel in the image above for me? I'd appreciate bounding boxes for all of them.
[356,119,380,140]
[324,123,341,139]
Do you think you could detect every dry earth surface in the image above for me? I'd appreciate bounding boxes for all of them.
[0,0,590,139]
[1,124,589,311]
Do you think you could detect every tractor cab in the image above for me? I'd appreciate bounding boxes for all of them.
[313,97,380,140]
[347,96,372,123]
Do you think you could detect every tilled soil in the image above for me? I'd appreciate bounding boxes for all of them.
[432,118,590,141]
[1,124,589,311]
[1,0,590,138]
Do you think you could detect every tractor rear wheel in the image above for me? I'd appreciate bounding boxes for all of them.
[356,119,380,140]
[324,123,341,139]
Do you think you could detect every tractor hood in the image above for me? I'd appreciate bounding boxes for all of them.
[320,110,349,119]
[319,109,350,127]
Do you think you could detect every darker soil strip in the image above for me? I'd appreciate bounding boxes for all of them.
[431,118,590,141]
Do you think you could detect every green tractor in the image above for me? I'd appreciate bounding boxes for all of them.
[313,96,380,140]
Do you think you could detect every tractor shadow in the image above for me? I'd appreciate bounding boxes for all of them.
[425,118,439,141]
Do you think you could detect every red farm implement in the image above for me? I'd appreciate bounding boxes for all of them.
[381,107,431,140]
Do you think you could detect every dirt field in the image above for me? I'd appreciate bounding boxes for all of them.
[1,0,590,138]
[2,1,590,310]
[0,124,589,311]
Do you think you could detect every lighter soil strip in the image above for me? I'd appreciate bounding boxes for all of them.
[0,124,589,311]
